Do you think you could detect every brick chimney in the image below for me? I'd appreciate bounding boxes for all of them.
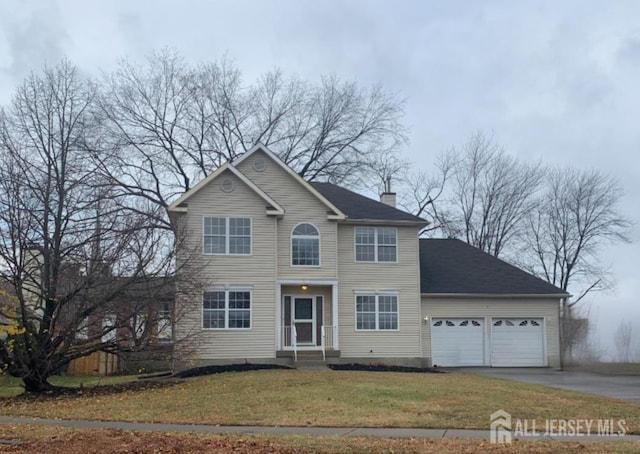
[380,176,396,208]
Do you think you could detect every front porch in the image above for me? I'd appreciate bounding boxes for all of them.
[275,280,340,361]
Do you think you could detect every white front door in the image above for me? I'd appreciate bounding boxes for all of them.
[431,318,485,366]
[293,296,315,345]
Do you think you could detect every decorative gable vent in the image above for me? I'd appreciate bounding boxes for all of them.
[220,178,235,193]
[253,157,267,172]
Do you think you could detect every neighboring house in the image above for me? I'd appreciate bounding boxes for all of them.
[16,247,175,374]
[79,276,175,348]
[66,276,175,375]
[169,144,568,369]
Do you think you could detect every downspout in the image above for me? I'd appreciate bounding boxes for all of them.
[274,217,279,350]
[334,221,339,350]
[558,296,565,371]
[416,231,424,365]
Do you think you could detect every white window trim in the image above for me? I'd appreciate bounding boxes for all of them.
[102,313,118,343]
[354,291,400,331]
[290,222,322,267]
[202,286,253,330]
[157,305,173,343]
[75,316,89,340]
[354,226,398,263]
[202,216,252,256]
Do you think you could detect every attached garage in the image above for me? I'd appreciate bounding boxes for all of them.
[419,239,568,369]
[490,318,545,367]
[428,316,547,367]
[431,318,484,366]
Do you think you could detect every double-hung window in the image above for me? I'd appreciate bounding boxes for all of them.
[203,217,251,255]
[355,227,397,262]
[291,223,320,266]
[203,289,251,329]
[355,292,398,330]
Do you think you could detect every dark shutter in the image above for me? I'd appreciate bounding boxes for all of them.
[316,296,323,346]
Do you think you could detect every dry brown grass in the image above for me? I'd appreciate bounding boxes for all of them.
[1,370,639,434]
[0,427,639,454]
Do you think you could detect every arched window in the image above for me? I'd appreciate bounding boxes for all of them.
[291,223,320,266]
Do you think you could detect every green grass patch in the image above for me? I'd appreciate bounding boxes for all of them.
[1,369,639,433]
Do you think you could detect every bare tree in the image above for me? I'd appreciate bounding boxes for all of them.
[405,132,631,365]
[401,150,456,235]
[411,132,543,253]
[97,49,407,217]
[0,61,198,392]
[525,168,631,302]
[570,308,603,364]
[523,167,631,363]
[559,306,590,365]
[613,321,635,363]
[364,147,410,196]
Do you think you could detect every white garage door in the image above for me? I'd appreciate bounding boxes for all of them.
[431,318,485,366]
[491,318,545,367]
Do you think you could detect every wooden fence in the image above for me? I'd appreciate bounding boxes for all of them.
[67,351,119,376]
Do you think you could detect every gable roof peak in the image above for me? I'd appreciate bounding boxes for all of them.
[233,144,347,220]
[167,163,284,215]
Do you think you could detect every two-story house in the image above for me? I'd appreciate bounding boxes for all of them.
[169,144,567,369]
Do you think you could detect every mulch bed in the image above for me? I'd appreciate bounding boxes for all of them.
[327,363,446,373]
[174,363,292,379]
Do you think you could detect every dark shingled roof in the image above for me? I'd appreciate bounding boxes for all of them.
[420,238,568,296]
[310,182,426,223]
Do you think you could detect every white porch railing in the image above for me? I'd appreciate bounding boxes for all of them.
[282,325,298,362]
[321,325,337,361]
[292,325,297,362]
[282,325,336,362]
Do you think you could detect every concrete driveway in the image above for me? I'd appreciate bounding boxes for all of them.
[468,368,640,403]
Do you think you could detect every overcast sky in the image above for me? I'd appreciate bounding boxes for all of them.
[1,0,638,357]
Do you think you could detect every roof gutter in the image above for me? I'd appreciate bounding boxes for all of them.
[421,292,572,299]
[341,218,429,227]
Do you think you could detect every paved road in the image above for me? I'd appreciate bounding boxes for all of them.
[0,416,638,443]
[468,368,640,403]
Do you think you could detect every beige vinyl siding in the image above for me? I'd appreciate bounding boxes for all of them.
[337,224,422,358]
[175,169,277,359]
[421,297,561,367]
[236,150,338,280]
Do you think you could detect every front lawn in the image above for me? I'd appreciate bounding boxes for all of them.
[1,369,638,433]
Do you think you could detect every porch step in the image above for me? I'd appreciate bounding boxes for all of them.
[294,360,329,371]
[295,351,324,360]
[294,351,328,370]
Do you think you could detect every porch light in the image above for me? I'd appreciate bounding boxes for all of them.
[423,315,429,324]
[301,284,309,291]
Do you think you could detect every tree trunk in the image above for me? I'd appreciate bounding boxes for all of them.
[22,375,53,393]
